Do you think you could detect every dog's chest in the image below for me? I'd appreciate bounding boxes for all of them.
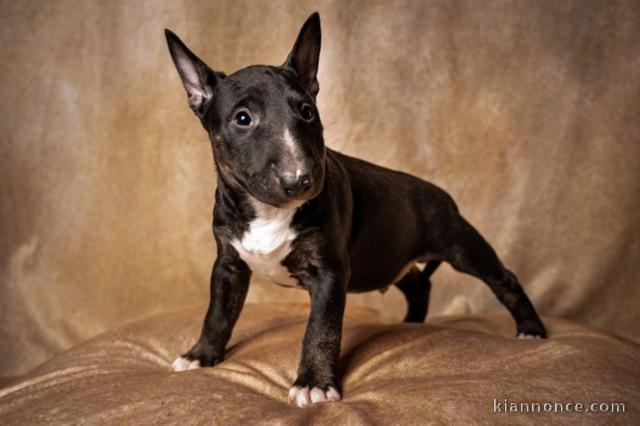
[230,209,300,288]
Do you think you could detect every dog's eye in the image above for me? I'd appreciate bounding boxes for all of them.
[234,111,252,127]
[300,103,315,122]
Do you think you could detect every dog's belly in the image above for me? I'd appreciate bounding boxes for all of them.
[347,260,417,293]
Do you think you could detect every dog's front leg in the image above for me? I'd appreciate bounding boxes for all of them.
[172,254,251,371]
[288,266,348,407]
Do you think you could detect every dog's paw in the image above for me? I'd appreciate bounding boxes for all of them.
[288,385,341,407]
[171,356,202,372]
[170,339,222,372]
[517,332,543,339]
[516,319,547,339]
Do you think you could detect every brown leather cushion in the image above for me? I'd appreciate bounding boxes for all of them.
[0,304,637,424]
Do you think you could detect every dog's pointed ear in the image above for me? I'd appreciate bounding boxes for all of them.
[165,29,221,117]
[284,12,321,97]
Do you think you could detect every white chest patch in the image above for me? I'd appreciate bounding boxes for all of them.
[231,199,301,287]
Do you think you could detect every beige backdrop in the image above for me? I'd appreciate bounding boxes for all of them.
[1,0,639,377]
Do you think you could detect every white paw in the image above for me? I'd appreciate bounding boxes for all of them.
[288,386,341,407]
[517,332,543,339]
[171,356,201,372]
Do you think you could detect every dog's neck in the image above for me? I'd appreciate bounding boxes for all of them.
[247,196,303,222]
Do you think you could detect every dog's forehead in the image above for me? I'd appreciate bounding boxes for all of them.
[222,66,306,102]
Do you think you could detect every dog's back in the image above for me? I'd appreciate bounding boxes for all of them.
[325,149,457,292]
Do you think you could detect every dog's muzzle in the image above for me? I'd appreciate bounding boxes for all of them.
[280,172,313,199]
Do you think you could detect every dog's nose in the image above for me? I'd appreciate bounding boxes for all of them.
[281,173,313,198]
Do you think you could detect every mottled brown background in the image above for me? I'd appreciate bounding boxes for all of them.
[1,0,639,378]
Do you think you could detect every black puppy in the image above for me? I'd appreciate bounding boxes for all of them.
[166,13,546,407]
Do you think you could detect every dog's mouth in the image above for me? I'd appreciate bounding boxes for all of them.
[214,147,326,208]
[246,174,323,208]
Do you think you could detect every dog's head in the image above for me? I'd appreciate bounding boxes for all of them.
[166,13,325,207]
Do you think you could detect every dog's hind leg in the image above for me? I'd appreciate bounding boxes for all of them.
[396,261,441,323]
[439,215,547,338]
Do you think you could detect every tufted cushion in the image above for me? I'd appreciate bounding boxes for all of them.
[0,304,638,424]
